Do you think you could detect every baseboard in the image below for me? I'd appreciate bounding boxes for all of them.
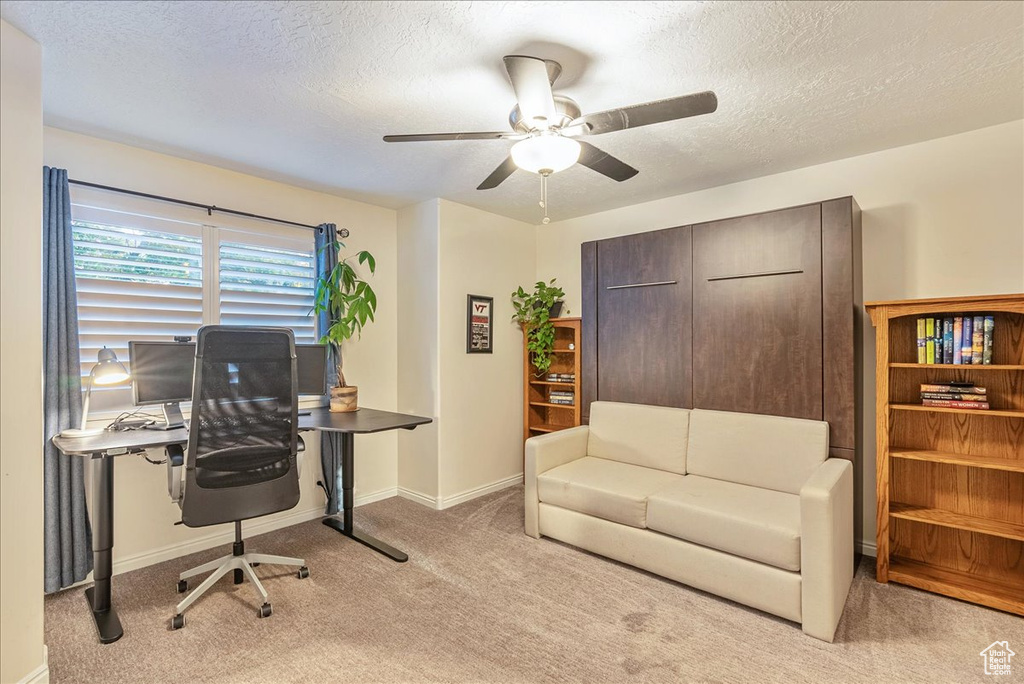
[439,473,523,509]
[397,486,440,509]
[109,487,397,577]
[397,474,523,511]
[856,539,877,558]
[18,645,48,684]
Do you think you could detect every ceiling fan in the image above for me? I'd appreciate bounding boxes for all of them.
[384,55,718,205]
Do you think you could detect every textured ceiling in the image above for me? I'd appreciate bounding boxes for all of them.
[3,0,1022,223]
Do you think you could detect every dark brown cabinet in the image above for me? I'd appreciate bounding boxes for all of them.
[596,226,692,409]
[581,197,861,458]
[692,204,823,421]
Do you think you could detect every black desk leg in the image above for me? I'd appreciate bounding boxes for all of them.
[322,432,409,563]
[86,453,123,644]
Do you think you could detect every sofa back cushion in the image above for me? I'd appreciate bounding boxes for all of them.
[588,401,690,474]
[686,409,828,493]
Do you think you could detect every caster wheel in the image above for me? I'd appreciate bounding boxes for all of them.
[176,579,188,594]
[259,602,272,618]
[233,568,244,585]
[297,566,309,579]
[172,614,185,630]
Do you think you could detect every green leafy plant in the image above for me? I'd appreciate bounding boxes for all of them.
[312,241,376,387]
[511,278,566,376]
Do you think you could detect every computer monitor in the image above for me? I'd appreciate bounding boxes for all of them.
[296,343,328,396]
[129,341,196,429]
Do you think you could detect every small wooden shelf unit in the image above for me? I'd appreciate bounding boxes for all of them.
[523,318,582,446]
[866,293,1024,616]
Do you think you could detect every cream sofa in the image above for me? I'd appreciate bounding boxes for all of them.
[525,401,853,642]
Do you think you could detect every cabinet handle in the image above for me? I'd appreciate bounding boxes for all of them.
[605,280,677,290]
[707,268,802,282]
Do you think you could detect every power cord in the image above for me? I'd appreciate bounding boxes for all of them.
[106,408,160,432]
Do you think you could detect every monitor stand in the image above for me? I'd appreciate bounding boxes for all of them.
[145,402,186,430]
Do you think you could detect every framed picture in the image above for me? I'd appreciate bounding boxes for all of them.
[466,295,494,354]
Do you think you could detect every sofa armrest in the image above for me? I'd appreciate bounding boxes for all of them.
[524,426,589,538]
[799,458,854,642]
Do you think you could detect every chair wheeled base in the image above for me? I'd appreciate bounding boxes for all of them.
[171,520,308,629]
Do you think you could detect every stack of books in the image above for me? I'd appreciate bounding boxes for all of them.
[916,315,994,365]
[546,373,576,383]
[549,390,574,406]
[920,382,989,410]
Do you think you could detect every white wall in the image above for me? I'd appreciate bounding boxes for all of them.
[0,19,47,684]
[43,128,400,574]
[536,120,1024,554]
[397,199,441,501]
[437,200,536,502]
[396,199,536,507]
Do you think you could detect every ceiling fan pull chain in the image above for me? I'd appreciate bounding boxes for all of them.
[540,173,550,225]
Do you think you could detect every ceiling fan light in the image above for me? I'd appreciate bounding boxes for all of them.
[510,134,581,175]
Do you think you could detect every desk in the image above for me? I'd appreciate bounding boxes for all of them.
[52,406,431,644]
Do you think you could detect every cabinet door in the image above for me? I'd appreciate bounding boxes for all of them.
[692,205,823,420]
[596,226,692,408]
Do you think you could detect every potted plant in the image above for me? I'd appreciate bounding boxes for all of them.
[312,241,377,412]
[511,278,567,376]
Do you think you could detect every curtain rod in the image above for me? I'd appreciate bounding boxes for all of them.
[68,178,348,236]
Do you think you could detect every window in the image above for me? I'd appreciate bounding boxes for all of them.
[218,233,316,343]
[70,200,316,412]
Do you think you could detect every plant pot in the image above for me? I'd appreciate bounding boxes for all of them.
[535,300,564,319]
[330,385,358,412]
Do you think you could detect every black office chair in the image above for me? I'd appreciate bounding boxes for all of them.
[168,326,308,630]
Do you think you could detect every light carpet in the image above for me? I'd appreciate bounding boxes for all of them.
[45,486,1020,683]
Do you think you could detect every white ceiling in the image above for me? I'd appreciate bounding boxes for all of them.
[3,1,1022,223]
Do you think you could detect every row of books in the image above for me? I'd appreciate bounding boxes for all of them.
[916,315,995,365]
[546,373,576,383]
[549,390,575,406]
[919,382,989,410]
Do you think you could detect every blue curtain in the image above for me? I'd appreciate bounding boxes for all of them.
[315,223,344,514]
[42,166,93,592]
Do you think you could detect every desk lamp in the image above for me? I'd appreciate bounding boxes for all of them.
[60,347,130,438]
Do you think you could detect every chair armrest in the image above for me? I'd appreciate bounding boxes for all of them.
[166,444,185,505]
[799,458,854,642]
[524,426,589,538]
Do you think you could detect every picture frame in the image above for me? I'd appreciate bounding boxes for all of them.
[466,294,494,354]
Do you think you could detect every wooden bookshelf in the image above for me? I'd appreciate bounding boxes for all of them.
[523,318,582,451]
[866,294,1024,616]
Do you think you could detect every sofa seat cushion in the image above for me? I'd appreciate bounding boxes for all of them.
[537,457,684,529]
[646,475,802,571]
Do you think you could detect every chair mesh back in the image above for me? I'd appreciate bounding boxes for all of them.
[182,326,300,527]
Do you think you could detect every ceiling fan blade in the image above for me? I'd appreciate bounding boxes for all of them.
[384,132,520,142]
[577,141,639,182]
[477,156,518,190]
[503,55,559,130]
[570,91,718,136]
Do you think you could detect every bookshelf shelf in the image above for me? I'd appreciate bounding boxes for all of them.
[523,318,582,459]
[889,502,1024,541]
[890,404,1024,419]
[867,294,1024,617]
[888,363,1024,370]
[529,402,576,410]
[890,448,1024,473]
[888,557,1024,615]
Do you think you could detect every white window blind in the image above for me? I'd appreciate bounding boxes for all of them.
[69,196,318,414]
[218,236,316,343]
[73,218,204,410]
